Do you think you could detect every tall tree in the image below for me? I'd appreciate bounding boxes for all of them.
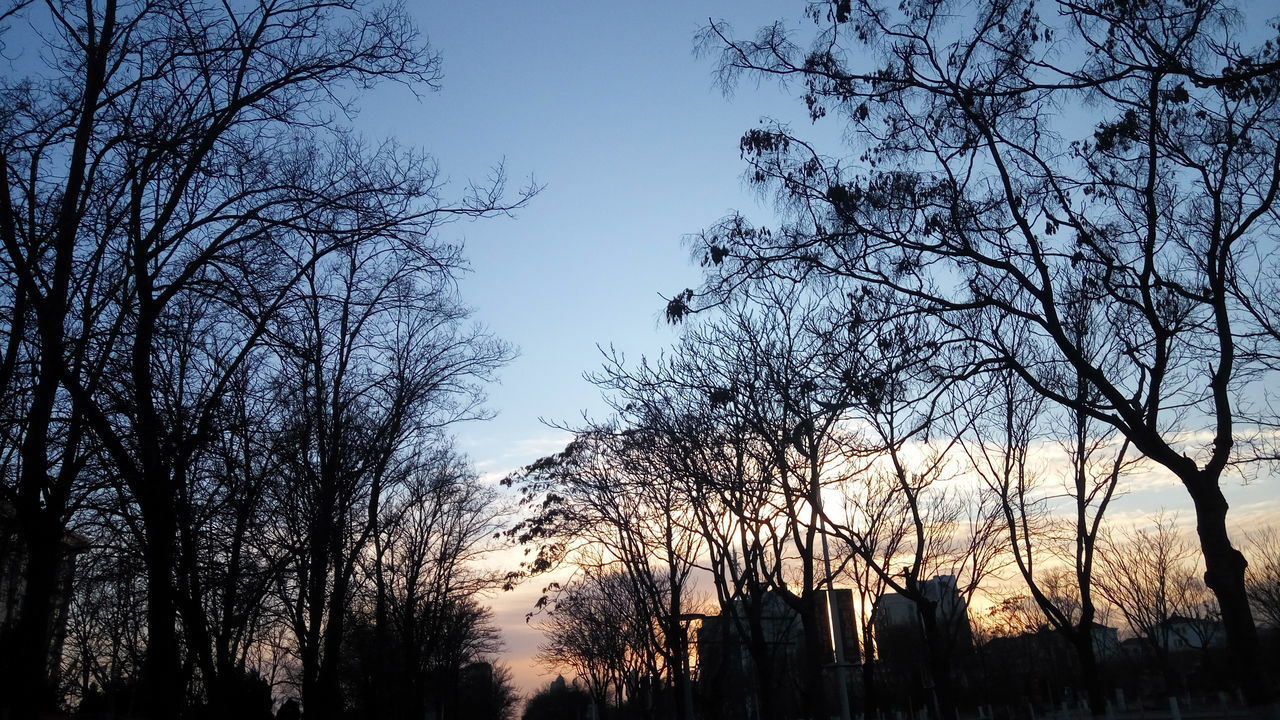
[836,466,907,716]
[176,358,292,714]
[1096,513,1220,687]
[534,568,669,716]
[506,425,701,719]
[0,1,532,716]
[271,241,511,720]
[684,0,1280,708]
[598,280,885,719]
[963,368,1131,716]
[589,382,793,719]
[347,446,508,720]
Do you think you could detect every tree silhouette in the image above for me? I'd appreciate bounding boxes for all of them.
[0,1,533,716]
[962,368,1133,716]
[686,0,1280,708]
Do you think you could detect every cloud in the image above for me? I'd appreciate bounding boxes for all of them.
[470,431,575,481]
[469,426,571,483]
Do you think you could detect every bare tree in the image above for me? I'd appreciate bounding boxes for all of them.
[594,277,1007,718]
[800,288,1003,718]
[1096,514,1219,688]
[963,367,1132,716]
[1244,527,1280,630]
[622,280,865,720]
[0,1,534,715]
[506,423,701,720]
[175,358,294,713]
[683,283,864,720]
[594,278,1004,718]
[836,465,908,715]
[683,0,1279,708]
[267,238,511,720]
[58,518,148,715]
[534,569,666,716]
[348,446,508,720]
[590,383,794,719]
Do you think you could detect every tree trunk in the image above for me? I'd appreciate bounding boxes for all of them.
[861,633,878,717]
[176,475,223,713]
[300,632,322,720]
[915,599,956,720]
[314,573,348,720]
[140,501,182,719]
[300,582,334,719]
[745,604,778,720]
[370,539,389,720]
[300,463,336,720]
[668,617,690,720]
[799,603,829,720]
[1186,474,1277,712]
[2,294,67,720]
[1071,628,1106,718]
[0,3,113,710]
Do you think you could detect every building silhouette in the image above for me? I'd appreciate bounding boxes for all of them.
[872,574,973,666]
[976,623,1120,709]
[695,589,858,720]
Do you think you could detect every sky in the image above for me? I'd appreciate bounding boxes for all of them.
[347,0,1280,699]
[356,0,821,476]
[351,0,824,695]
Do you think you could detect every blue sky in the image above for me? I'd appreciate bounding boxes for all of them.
[350,0,1280,697]
[353,1,828,693]
[357,1,830,479]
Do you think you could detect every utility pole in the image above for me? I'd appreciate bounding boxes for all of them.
[811,432,853,720]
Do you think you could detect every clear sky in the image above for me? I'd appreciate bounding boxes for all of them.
[352,0,825,696]
[349,0,1280,700]
[355,0,825,480]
